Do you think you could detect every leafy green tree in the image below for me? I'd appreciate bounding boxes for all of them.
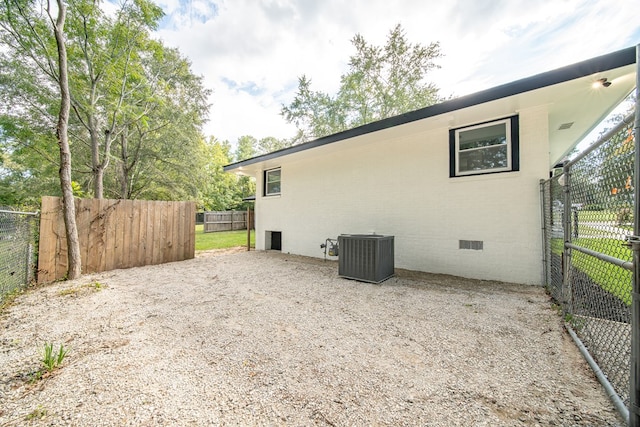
[568,93,636,219]
[0,0,81,277]
[0,122,60,207]
[0,0,63,204]
[235,135,257,161]
[110,44,210,200]
[0,0,210,204]
[281,24,443,141]
[226,135,258,206]
[193,136,256,211]
[61,0,165,198]
[257,136,293,155]
[197,138,242,210]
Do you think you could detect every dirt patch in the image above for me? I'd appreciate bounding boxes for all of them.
[0,251,625,426]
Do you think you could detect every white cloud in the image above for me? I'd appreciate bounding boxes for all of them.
[152,0,640,144]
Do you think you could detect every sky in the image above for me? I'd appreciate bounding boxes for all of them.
[151,0,640,145]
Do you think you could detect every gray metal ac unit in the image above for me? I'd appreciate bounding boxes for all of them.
[338,234,394,283]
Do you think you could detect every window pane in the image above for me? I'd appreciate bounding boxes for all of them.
[458,144,508,172]
[267,169,281,183]
[459,123,507,151]
[267,181,280,194]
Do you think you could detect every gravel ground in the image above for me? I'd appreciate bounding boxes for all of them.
[0,249,625,426]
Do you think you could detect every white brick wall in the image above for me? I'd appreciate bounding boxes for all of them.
[254,105,550,285]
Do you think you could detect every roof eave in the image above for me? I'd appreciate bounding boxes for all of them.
[224,46,636,173]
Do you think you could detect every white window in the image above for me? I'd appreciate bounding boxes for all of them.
[450,116,519,177]
[264,168,281,196]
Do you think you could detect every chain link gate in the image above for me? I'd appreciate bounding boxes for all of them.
[0,209,38,300]
[541,109,638,423]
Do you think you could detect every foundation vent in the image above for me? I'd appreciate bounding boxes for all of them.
[459,240,483,250]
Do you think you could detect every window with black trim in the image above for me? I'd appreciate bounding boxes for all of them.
[449,116,519,177]
[264,168,281,196]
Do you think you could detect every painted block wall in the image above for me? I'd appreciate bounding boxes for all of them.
[255,105,549,285]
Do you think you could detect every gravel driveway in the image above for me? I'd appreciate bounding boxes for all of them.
[0,250,625,426]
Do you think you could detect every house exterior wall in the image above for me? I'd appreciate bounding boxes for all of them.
[255,105,550,285]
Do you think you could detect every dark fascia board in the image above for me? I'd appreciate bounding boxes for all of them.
[224,46,636,172]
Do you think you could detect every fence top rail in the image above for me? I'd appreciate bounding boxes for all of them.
[0,209,39,216]
[200,211,247,214]
[564,111,635,169]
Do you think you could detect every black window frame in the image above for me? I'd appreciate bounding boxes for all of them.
[263,167,281,196]
[449,115,519,178]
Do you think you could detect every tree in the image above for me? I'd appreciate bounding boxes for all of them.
[197,137,241,210]
[235,135,257,161]
[569,93,636,213]
[0,121,61,207]
[51,0,81,279]
[227,135,258,206]
[0,0,210,203]
[257,136,293,155]
[61,0,164,198]
[281,24,443,141]
[0,0,81,277]
[109,43,210,200]
[0,0,63,204]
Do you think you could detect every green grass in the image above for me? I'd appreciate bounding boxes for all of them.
[577,210,618,222]
[572,237,632,305]
[551,236,632,305]
[195,225,255,251]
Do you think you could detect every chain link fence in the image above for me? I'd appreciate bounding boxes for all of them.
[0,209,39,301]
[541,112,635,417]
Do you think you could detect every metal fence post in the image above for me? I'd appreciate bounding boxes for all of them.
[562,165,573,313]
[23,216,31,284]
[540,179,549,286]
[629,43,640,427]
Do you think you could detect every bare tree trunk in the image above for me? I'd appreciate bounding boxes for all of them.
[119,132,129,199]
[94,163,105,199]
[89,124,107,199]
[52,0,81,279]
[88,119,102,198]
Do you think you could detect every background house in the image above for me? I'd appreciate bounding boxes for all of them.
[224,47,636,285]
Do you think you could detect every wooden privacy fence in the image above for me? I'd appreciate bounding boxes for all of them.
[204,210,253,232]
[38,196,195,283]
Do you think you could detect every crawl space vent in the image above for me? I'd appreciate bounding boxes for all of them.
[459,240,483,250]
[558,122,574,130]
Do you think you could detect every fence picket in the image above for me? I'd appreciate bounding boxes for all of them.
[203,210,253,232]
[144,201,154,266]
[55,199,68,281]
[37,197,195,283]
[96,198,109,273]
[104,199,118,272]
[187,203,196,259]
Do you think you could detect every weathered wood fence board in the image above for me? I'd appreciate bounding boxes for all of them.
[203,211,254,232]
[38,196,195,283]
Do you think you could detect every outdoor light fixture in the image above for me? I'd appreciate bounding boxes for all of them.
[592,77,612,88]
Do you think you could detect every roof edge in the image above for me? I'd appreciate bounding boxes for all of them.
[224,46,636,172]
